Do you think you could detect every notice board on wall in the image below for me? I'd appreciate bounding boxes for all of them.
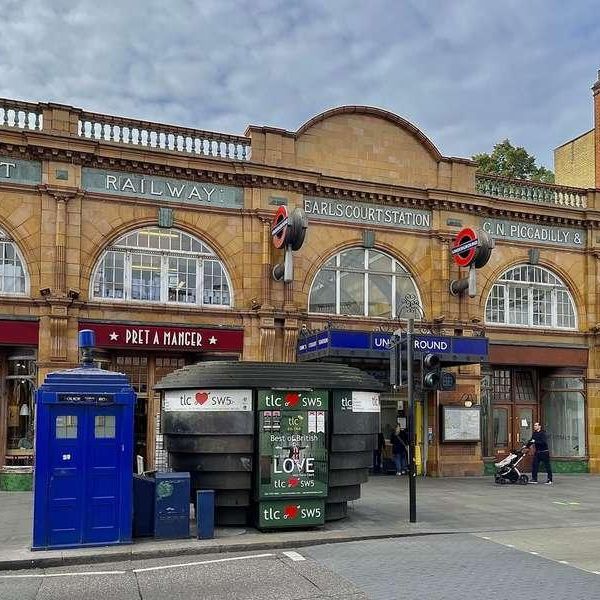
[441,405,481,442]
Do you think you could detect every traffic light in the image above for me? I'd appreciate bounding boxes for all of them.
[421,353,441,389]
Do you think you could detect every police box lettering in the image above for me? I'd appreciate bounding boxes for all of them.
[257,390,329,410]
[163,389,251,412]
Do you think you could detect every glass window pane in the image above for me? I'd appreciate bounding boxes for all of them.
[492,408,508,446]
[95,415,116,439]
[309,269,336,314]
[339,249,365,269]
[56,415,78,439]
[368,273,392,318]
[203,260,230,305]
[395,275,420,317]
[0,240,27,295]
[339,272,364,315]
[543,390,585,457]
[368,251,392,273]
[508,286,528,325]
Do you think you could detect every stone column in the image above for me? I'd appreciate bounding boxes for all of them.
[282,318,299,363]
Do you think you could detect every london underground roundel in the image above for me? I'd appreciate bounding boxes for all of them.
[271,205,289,249]
[451,227,479,267]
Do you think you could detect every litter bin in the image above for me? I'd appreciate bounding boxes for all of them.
[154,472,190,539]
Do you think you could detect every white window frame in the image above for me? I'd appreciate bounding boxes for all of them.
[484,265,577,330]
[0,227,29,297]
[90,228,233,308]
[308,247,421,319]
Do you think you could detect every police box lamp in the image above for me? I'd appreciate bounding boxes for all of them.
[78,329,96,367]
[272,206,308,282]
[449,227,494,297]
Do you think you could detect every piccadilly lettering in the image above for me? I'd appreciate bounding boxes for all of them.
[304,197,431,230]
[482,218,585,248]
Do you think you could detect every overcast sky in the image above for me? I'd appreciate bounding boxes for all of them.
[1,0,598,169]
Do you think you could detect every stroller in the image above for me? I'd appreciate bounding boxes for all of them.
[494,446,529,485]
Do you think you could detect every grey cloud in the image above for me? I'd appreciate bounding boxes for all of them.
[0,0,599,169]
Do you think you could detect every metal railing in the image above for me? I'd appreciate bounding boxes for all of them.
[476,174,587,209]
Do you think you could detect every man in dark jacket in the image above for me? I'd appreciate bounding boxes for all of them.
[526,422,553,484]
[390,425,408,476]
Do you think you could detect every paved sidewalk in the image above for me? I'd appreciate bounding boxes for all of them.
[2,473,598,570]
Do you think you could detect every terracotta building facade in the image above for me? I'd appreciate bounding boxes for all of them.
[1,99,599,480]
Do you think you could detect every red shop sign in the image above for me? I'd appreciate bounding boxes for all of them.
[80,322,243,353]
[0,319,39,346]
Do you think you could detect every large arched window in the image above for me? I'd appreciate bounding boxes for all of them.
[92,227,232,307]
[309,248,420,318]
[485,265,576,329]
[0,227,27,295]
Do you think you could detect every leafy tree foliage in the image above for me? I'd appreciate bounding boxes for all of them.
[473,139,554,183]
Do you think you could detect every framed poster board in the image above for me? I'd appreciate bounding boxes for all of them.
[441,405,481,442]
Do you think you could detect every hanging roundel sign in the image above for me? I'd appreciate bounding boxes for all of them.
[271,205,289,249]
[451,227,479,267]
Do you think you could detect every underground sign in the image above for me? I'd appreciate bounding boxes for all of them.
[451,227,479,267]
[271,205,289,249]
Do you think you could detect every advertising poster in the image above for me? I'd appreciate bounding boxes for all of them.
[256,390,329,499]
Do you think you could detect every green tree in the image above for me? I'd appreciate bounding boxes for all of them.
[473,139,554,183]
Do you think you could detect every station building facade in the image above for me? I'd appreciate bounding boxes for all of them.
[0,99,599,481]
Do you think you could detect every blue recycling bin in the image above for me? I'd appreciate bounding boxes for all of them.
[32,331,135,550]
[133,474,155,537]
[154,472,191,539]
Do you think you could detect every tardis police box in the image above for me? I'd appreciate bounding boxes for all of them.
[32,331,135,550]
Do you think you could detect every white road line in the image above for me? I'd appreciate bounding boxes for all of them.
[0,570,126,579]
[558,560,569,565]
[133,552,274,573]
[282,551,305,561]
[529,551,539,555]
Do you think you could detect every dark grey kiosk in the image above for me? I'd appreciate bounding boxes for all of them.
[155,362,383,527]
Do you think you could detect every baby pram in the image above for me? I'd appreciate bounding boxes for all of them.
[494,446,529,485]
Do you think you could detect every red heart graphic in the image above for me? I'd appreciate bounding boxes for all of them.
[284,504,299,519]
[285,393,300,407]
[195,392,209,405]
[288,477,300,488]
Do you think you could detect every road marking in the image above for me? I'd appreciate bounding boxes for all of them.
[133,553,274,573]
[506,544,515,548]
[559,560,569,565]
[0,570,126,579]
[552,501,581,506]
[282,551,305,561]
[529,551,539,555]
[481,536,490,540]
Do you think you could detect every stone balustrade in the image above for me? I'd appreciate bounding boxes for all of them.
[77,110,250,160]
[476,174,588,209]
[0,98,43,130]
[0,98,250,161]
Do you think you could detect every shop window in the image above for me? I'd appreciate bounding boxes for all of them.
[542,375,586,458]
[95,415,116,439]
[91,227,232,307]
[485,265,576,330]
[308,248,420,318]
[0,228,28,295]
[56,415,78,439]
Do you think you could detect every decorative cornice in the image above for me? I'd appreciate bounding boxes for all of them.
[1,138,598,228]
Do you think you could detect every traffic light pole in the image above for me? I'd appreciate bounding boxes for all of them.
[406,318,417,523]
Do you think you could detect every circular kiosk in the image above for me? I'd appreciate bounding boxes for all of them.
[155,362,383,527]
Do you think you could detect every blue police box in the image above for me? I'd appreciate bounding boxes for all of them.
[32,331,135,550]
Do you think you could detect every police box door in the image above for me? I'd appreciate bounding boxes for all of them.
[46,404,123,547]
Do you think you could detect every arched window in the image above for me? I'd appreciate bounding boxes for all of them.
[309,248,420,318]
[485,265,576,329]
[0,228,27,295]
[91,227,232,307]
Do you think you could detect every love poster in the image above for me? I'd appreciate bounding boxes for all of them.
[256,390,328,499]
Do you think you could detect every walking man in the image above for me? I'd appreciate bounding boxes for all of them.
[526,422,553,485]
